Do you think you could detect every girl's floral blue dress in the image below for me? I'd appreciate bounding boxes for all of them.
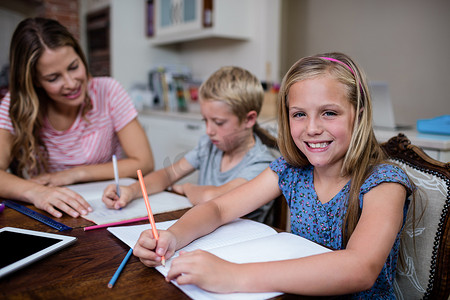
[270,157,413,299]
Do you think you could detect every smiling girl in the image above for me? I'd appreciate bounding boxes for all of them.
[133,53,414,298]
[0,18,154,218]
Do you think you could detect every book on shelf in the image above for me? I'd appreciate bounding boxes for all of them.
[148,65,193,112]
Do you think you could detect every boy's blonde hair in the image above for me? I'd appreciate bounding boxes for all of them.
[199,66,263,121]
[199,66,277,148]
[277,52,386,245]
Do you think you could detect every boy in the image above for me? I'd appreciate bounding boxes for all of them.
[102,66,277,222]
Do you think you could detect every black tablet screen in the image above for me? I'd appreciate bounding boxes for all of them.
[0,231,61,268]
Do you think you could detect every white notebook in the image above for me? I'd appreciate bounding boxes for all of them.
[66,179,193,225]
[108,218,331,300]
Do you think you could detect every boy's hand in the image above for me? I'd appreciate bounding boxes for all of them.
[133,229,177,267]
[171,184,185,195]
[102,184,133,209]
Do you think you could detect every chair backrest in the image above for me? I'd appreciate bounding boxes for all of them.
[263,194,289,231]
[380,133,450,300]
[262,147,290,231]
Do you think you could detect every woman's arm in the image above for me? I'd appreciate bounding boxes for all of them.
[32,118,154,186]
[167,181,407,295]
[0,129,91,218]
[111,118,154,178]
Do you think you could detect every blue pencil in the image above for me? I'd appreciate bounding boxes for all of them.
[108,248,133,288]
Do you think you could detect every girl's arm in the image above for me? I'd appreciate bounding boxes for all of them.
[32,118,154,186]
[167,181,407,295]
[0,129,91,218]
[103,157,196,209]
[133,167,281,265]
[171,177,247,205]
[170,168,281,248]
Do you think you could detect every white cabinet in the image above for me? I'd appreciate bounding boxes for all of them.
[155,0,205,36]
[138,111,205,183]
[150,0,253,45]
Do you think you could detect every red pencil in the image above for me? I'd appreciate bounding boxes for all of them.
[137,169,165,266]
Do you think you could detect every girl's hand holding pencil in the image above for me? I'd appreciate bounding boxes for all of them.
[136,169,168,267]
[133,229,177,267]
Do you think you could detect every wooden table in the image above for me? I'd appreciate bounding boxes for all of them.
[0,202,331,300]
[0,202,192,299]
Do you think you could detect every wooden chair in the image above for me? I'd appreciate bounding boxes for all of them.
[261,136,290,231]
[380,133,450,300]
[263,195,289,231]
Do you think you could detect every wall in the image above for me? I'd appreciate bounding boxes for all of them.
[4,0,446,126]
[40,0,80,39]
[80,0,281,91]
[177,0,281,83]
[281,0,450,126]
[80,0,182,91]
[110,0,180,90]
[0,0,80,98]
[0,9,23,69]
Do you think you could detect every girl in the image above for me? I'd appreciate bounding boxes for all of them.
[133,52,413,298]
[102,66,277,222]
[0,18,154,218]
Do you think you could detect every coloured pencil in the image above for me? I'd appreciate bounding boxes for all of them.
[137,169,165,266]
[112,155,120,197]
[107,248,133,288]
[84,216,149,231]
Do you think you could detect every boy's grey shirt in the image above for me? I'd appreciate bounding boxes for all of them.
[184,134,277,222]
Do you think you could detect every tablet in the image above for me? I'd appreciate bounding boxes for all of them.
[0,227,77,278]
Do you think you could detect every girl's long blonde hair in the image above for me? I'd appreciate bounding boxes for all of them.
[277,52,386,246]
[8,18,91,176]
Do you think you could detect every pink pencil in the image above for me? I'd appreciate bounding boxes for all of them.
[84,216,149,231]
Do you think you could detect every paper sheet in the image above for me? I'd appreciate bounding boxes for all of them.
[66,179,193,225]
[108,218,331,300]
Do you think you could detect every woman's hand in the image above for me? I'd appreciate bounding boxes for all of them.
[29,184,92,218]
[30,168,82,187]
[102,184,134,209]
[133,229,177,267]
[166,250,240,294]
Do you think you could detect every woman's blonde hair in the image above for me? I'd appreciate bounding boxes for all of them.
[277,52,386,245]
[199,66,277,148]
[8,17,92,176]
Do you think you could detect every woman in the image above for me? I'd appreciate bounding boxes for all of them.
[0,18,154,218]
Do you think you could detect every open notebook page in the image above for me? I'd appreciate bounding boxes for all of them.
[169,233,331,300]
[66,179,192,225]
[107,219,277,251]
[108,219,331,300]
